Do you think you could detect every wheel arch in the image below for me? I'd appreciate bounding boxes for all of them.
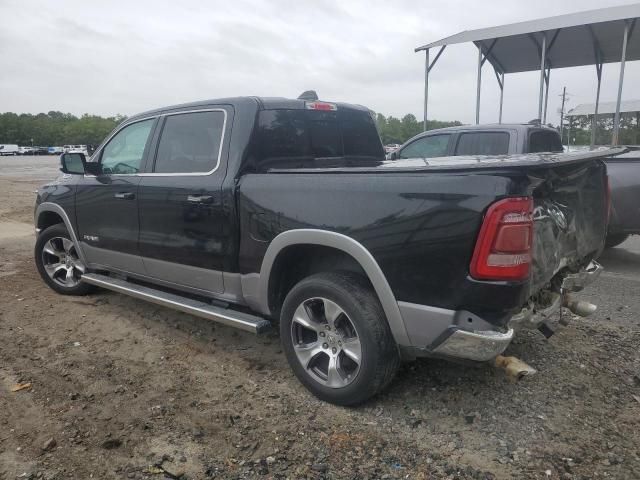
[35,202,87,265]
[250,229,409,346]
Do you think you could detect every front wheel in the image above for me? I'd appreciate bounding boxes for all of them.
[35,223,93,295]
[280,272,399,406]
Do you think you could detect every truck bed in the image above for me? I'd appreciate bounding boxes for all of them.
[240,149,612,326]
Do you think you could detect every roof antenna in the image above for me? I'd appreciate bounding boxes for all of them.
[298,90,318,101]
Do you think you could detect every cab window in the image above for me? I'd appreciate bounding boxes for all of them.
[455,132,510,156]
[399,134,450,159]
[154,110,226,174]
[101,119,154,174]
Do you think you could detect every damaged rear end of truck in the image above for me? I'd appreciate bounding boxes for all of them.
[406,149,618,363]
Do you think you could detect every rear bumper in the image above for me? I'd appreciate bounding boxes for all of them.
[430,328,514,362]
[397,260,603,361]
[397,301,513,361]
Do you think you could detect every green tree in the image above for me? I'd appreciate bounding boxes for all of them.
[0,111,125,147]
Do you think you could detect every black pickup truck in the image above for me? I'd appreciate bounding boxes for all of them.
[390,123,640,248]
[35,96,612,405]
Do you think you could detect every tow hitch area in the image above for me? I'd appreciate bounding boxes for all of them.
[510,260,602,338]
[493,355,537,382]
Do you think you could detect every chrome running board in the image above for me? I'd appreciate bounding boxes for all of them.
[81,273,271,334]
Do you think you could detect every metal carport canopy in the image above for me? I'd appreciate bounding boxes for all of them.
[415,4,640,145]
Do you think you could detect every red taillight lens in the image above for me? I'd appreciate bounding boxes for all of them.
[305,101,337,111]
[470,197,534,281]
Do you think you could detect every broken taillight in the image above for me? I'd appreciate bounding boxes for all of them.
[470,197,534,281]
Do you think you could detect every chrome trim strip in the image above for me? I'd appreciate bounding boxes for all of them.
[138,108,228,177]
[81,273,270,334]
[431,328,514,362]
[35,202,87,265]
[87,108,228,178]
[248,229,410,346]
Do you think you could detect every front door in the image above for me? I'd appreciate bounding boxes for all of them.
[75,117,157,274]
[137,108,231,293]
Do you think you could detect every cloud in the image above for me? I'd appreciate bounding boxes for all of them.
[1,0,638,126]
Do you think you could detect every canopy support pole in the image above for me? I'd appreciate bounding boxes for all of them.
[423,49,429,131]
[537,34,547,123]
[591,62,602,149]
[587,24,603,149]
[499,73,505,124]
[543,66,551,124]
[612,20,630,145]
[475,47,482,124]
[492,67,504,124]
[422,45,446,131]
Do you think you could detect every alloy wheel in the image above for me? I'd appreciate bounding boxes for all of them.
[41,236,85,287]
[290,297,362,388]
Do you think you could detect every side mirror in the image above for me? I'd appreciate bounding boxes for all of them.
[390,151,399,160]
[60,153,86,174]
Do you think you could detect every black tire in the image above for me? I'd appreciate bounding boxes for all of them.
[280,272,399,406]
[604,233,629,249]
[35,223,93,296]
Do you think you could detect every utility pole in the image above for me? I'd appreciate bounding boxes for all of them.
[558,87,570,145]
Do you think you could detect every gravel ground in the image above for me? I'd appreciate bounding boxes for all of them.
[1,157,639,479]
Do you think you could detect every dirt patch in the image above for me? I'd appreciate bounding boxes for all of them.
[0,176,639,479]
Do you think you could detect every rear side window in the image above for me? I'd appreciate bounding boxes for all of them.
[399,134,450,159]
[455,132,510,156]
[529,130,563,153]
[251,108,384,170]
[154,110,225,174]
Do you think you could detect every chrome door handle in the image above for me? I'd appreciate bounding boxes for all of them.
[114,192,135,200]
[187,195,213,203]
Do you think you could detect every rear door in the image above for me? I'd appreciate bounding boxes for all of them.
[137,107,232,294]
[75,117,157,274]
[453,131,512,156]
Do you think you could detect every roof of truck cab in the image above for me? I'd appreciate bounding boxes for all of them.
[125,96,370,123]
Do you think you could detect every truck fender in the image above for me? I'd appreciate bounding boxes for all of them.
[35,202,88,265]
[245,229,410,346]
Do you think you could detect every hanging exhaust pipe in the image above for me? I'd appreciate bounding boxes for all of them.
[563,294,597,317]
[493,355,537,382]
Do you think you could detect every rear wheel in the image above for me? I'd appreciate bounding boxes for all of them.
[280,272,399,406]
[35,224,93,295]
[604,233,629,249]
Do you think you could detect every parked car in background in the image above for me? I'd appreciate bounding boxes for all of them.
[48,146,64,155]
[383,143,401,154]
[64,144,89,156]
[391,123,638,247]
[35,96,610,405]
[388,123,563,160]
[33,146,49,155]
[19,146,35,155]
[605,147,640,247]
[0,144,20,156]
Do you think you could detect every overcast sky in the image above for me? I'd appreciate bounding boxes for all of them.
[1,0,638,125]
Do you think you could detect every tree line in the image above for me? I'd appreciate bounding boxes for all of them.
[375,113,462,145]
[0,111,126,147]
[563,113,640,146]
[4,109,637,149]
